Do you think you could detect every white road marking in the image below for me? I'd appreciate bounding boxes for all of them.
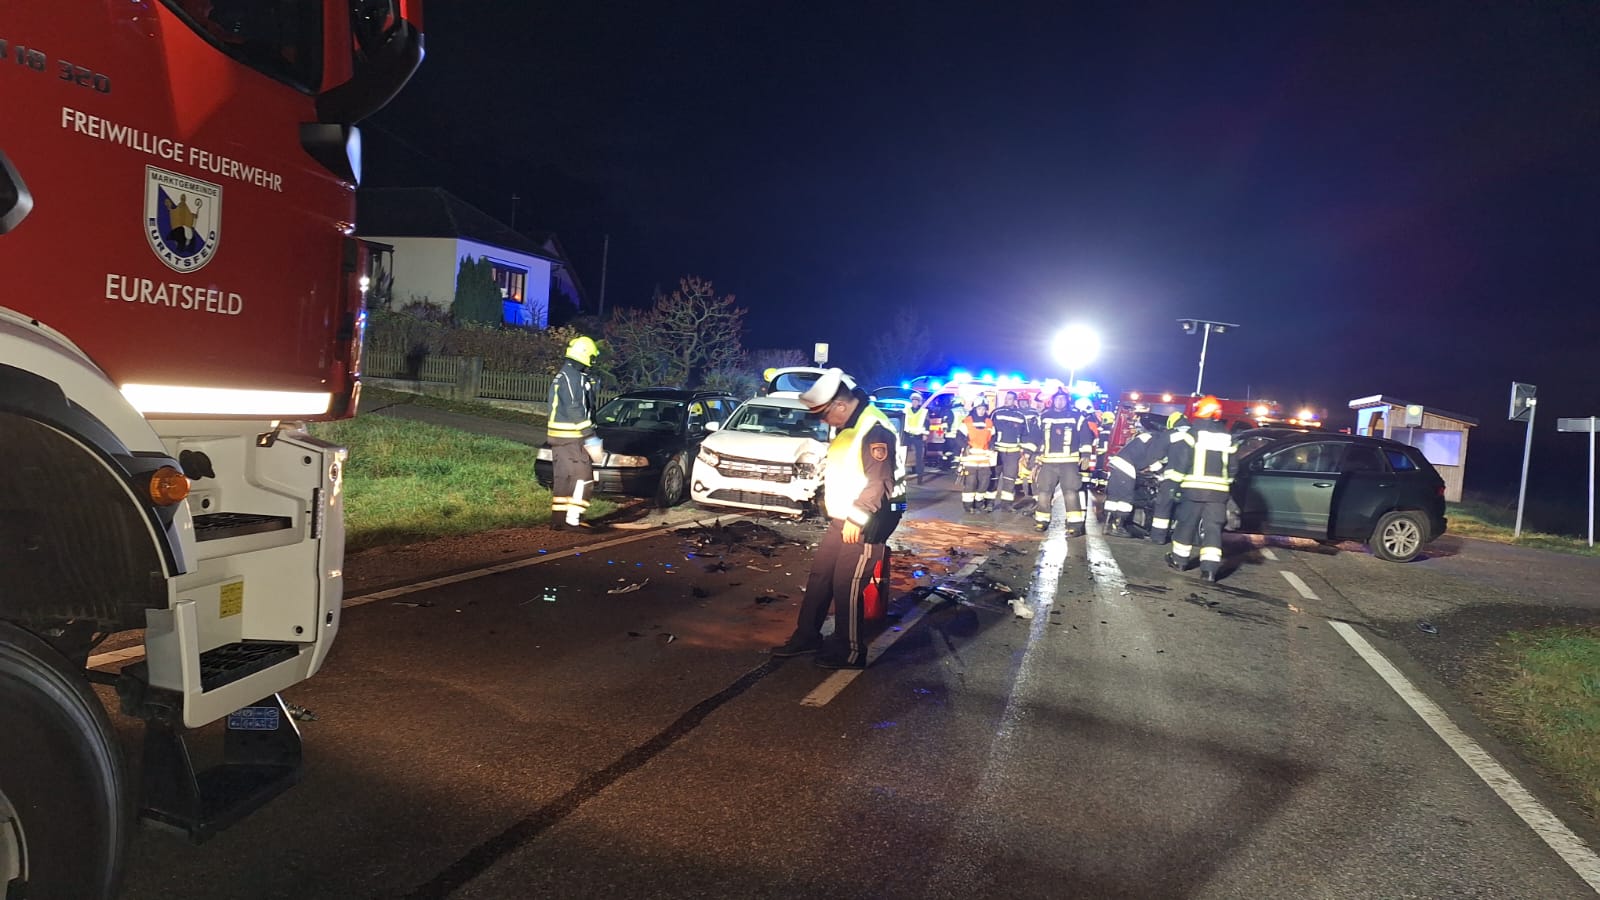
[801,555,988,707]
[1330,621,1600,893]
[86,513,746,671]
[1280,570,1320,601]
[1261,547,1279,561]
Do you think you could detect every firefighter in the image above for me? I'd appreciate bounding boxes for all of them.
[958,401,998,512]
[1166,396,1237,582]
[1104,413,1165,537]
[903,391,930,484]
[771,369,906,669]
[1148,411,1189,544]
[991,391,1033,510]
[1033,390,1096,534]
[547,335,605,529]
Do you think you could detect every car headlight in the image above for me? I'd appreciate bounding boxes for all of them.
[608,454,650,468]
[698,447,720,467]
[795,451,820,479]
[536,447,553,461]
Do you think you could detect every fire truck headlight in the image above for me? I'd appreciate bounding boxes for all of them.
[1254,405,1269,418]
[1299,409,1315,420]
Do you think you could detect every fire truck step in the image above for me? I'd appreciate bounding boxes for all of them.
[198,642,301,692]
[192,512,292,541]
[139,694,303,843]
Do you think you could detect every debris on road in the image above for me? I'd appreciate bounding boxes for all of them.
[1012,600,1035,620]
[1418,621,1439,635]
[286,702,318,722]
[607,579,649,595]
[392,600,435,608]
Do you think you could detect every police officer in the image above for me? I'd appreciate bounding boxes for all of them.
[1148,411,1189,544]
[1166,396,1237,582]
[991,391,1033,510]
[547,335,605,529]
[771,369,906,669]
[903,392,930,484]
[1033,390,1096,534]
[958,401,998,512]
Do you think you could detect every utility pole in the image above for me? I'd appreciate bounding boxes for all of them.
[1178,318,1239,396]
[597,233,610,318]
[510,193,520,230]
[1510,382,1537,539]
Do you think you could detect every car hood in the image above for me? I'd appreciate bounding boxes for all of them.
[597,426,678,459]
[702,429,826,462]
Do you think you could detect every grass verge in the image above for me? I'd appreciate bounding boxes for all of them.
[360,384,549,428]
[1447,501,1600,557]
[310,415,611,551]
[1475,627,1600,818]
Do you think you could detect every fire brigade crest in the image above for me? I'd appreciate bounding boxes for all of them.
[145,166,222,272]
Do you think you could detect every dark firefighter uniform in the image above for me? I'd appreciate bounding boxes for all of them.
[958,409,998,512]
[774,369,906,669]
[1105,421,1165,537]
[1033,396,1096,535]
[1166,411,1237,581]
[991,399,1035,506]
[903,395,929,484]
[1149,412,1189,543]
[547,336,601,528]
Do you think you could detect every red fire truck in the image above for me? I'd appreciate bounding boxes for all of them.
[1103,391,1322,458]
[1,4,422,896]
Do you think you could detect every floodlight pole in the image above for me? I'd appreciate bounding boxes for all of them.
[1194,324,1212,396]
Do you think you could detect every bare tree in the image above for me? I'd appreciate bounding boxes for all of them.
[864,306,933,387]
[603,276,748,389]
[751,347,809,375]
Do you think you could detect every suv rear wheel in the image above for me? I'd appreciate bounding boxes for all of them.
[1371,510,1427,562]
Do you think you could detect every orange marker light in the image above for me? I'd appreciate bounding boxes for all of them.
[144,466,190,506]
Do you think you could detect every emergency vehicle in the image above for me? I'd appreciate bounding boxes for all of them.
[1102,391,1322,459]
[1,4,422,896]
[902,371,1108,469]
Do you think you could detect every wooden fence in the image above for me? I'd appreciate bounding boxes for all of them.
[363,349,618,406]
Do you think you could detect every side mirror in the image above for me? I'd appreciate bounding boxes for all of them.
[705,420,721,432]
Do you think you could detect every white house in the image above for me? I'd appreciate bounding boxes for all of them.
[358,187,566,328]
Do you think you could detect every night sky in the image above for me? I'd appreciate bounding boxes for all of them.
[365,1,1600,528]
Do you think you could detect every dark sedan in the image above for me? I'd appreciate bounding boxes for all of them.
[1229,432,1448,562]
[536,389,738,506]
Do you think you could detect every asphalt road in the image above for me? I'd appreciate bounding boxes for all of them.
[108,474,1600,899]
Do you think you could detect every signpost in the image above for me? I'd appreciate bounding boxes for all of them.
[1403,403,1423,444]
[813,342,829,366]
[1557,416,1598,547]
[1510,382,1537,539]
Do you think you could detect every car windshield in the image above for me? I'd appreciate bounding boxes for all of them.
[725,403,829,440]
[596,398,686,431]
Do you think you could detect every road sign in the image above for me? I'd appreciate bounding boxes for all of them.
[1558,416,1599,547]
[1558,418,1598,433]
[1510,382,1536,422]
[813,342,829,365]
[1403,404,1424,427]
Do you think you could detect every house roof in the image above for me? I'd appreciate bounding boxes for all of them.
[1347,394,1480,426]
[357,187,562,262]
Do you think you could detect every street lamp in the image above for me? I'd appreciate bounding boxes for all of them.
[1052,324,1100,387]
[1178,318,1240,396]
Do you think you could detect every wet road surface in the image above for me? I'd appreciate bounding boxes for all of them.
[109,475,1600,898]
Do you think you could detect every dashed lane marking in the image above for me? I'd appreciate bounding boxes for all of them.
[1261,547,1279,561]
[87,514,747,671]
[1331,621,1600,894]
[800,555,988,707]
[1280,570,1319,601]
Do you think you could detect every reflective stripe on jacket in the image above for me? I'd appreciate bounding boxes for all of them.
[904,406,929,435]
[991,406,1032,451]
[1037,411,1093,463]
[1172,421,1235,495]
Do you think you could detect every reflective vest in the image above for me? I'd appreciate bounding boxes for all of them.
[1177,422,1234,495]
[1037,410,1091,463]
[904,405,929,436]
[958,417,997,466]
[824,403,908,524]
[991,406,1032,451]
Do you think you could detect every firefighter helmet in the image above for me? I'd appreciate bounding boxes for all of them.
[1165,411,1186,430]
[1193,395,1223,420]
[566,335,600,366]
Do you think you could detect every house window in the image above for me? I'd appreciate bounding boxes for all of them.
[487,259,528,303]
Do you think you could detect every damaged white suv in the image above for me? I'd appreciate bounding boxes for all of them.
[690,393,831,515]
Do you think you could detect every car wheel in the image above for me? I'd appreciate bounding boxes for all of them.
[656,457,687,508]
[1371,510,1427,562]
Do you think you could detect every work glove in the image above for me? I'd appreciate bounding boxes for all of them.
[584,436,606,464]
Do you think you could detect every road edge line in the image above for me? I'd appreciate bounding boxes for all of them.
[1329,620,1600,893]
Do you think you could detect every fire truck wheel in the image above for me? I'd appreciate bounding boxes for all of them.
[0,622,128,900]
[1370,510,1427,563]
